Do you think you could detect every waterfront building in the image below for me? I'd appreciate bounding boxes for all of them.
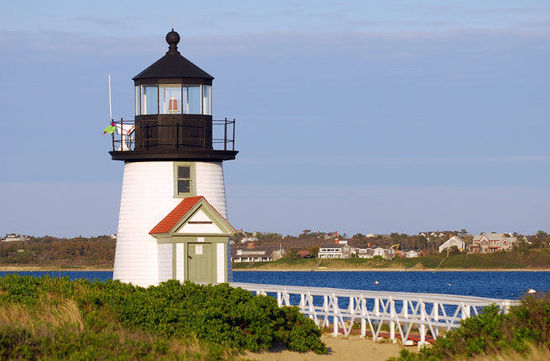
[439,236,466,253]
[318,245,347,259]
[404,250,419,258]
[232,248,273,263]
[357,248,375,258]
[470,233,518,253]
[1,233,30,242]
[108,30,237,287]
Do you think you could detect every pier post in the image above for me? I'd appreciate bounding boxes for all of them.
[419,302,427,349]
[333,295,339,337]
[360,297,366,338]
[433,302,439,338]
[323,295,329,328]
[390,298,396,342]
[374,297,380,338]
[461,303,471,319]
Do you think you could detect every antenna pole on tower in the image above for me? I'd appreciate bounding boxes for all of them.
[108,75,113,122]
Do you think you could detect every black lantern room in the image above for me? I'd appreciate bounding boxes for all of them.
[109,29,237,162]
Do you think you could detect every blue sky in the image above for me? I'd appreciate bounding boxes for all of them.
[1,1,549,237]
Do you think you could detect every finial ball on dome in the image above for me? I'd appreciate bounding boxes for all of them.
[166,29,180,46]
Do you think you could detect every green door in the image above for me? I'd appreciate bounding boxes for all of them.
[187,243,211,283]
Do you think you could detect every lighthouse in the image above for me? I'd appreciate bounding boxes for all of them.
[109,30,237,287]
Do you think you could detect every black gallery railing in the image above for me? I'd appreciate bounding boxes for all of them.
[111,118,236,152]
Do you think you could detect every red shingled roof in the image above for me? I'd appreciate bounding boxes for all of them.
[149,196,204,235]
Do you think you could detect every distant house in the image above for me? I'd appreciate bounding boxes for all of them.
[240,236,258,244]
[470,233,518,253]
[419,231,448,239]
[404,250,419,258]
[439,236,466,253]
[271,248,286,260]
[1,233,30,242]
[355,247,394,260]
[318,245,346,259]
[374,247,395,260]
[233,248,272,262]
[318,240,355,259]
[357,248,375,258]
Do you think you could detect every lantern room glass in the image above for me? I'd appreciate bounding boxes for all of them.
[134,86,140,116]
[184,86,201,114]
[140,85,158,115]
[135,84,211,115]
[160,85,182,114]
[202,85,211,115]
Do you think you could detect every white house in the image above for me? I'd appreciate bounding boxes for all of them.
[1,234,30,242]
[404,250,419,258]
[318,245,347,259]
[355,247,395,260]
[439,236,466,253]
[357,248,375,258]
[240,236,258,244]
[233,248,272,262]
[374,247,395,260]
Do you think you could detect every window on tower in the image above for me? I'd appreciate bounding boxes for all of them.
[174,163,195,197]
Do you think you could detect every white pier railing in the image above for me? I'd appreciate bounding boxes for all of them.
[230,282,518,346]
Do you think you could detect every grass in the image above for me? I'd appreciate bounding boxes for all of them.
[472,345,550,361]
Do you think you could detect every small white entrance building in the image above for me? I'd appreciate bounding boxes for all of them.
[150,196,236,284]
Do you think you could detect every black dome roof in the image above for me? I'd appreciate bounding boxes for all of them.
[133,30,213,81]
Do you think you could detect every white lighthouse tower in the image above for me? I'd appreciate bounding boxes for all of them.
[109,30,237,287]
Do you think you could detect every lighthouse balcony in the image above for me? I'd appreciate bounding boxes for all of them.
[109,117,237,162]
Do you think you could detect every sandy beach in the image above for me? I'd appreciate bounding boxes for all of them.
[244,335,404,361]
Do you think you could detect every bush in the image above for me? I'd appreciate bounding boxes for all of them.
[0,274,327,359]
[388,293,550,361]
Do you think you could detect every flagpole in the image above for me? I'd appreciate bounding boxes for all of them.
[108,75,113,122]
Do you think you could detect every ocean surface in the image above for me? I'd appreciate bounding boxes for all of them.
[0,270,548,300]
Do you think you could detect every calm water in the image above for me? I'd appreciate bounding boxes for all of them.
[1,270,548,300]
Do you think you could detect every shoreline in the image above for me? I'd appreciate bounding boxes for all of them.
[1,266,549,272]
[0,266,114,272]
[233,267,550,272]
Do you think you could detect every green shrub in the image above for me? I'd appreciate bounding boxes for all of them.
[0,274,327,359]
[388,293,550,361]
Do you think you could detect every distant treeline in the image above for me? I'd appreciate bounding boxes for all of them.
[232,230,550,252]
[0,236,115,268]
[233,248,550,270]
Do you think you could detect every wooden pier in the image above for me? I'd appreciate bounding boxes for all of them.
[230,282,518,347]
